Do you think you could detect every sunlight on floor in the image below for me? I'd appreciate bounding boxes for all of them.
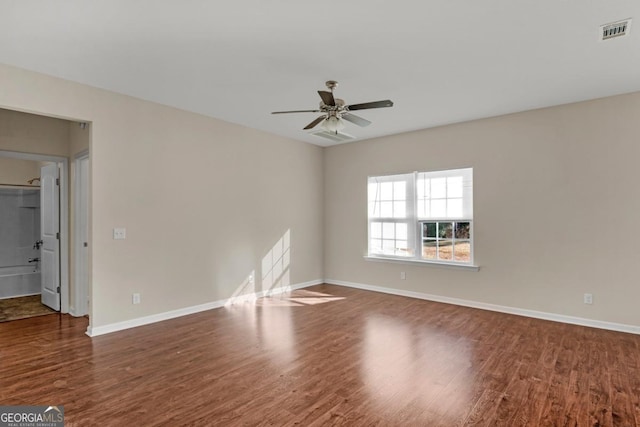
[225,289,346,368]
[257,290,345,307]
[362,315,472,419]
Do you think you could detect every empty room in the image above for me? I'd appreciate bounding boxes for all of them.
[1,1,639,426]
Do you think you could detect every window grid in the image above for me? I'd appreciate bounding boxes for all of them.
[368,169,473,265]
[417,174,467,219]
[421,221,472,262]
[370,221,411,257]
[367,174,415,258]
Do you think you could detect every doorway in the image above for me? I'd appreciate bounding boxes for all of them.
[0,108,90,326]
[0,151,70,319]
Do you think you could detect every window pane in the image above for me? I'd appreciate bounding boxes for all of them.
[438,240,453,260]
[368,201,379,217]
[381,201,393,217]
[431,199,446,217]
[418,198,431,218]
[396,240,409,255]
[371,239,382,253]
[381,182,393,200]
[431,177,446,198]
[394,181,406,200]
[417,178,428,199]
[447,176,463,198]
[454,240,471,262]
[396,223,408,240]
[371,222,382,238]
[447,198,463,218]
[368,182,379,201]
[382,222,394,238]
[438,222,453,238]
[417,200,426,218]
[393,201,406,218]
[423,222,436,238]
[382,239,395,253]
[455,222,470,239]
[422,239,437,259]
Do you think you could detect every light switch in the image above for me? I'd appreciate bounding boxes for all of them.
[113,228,126,240]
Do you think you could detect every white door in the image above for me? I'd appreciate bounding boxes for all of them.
[40,163,61,311]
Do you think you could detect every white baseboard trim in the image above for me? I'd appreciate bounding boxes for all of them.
[86,279,322,337]
[327,279,640,336]
[0,292,40,300]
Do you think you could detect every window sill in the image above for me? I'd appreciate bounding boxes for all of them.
[364,256,480,271]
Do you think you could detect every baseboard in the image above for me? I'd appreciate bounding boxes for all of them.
[86,279,322,337]
[0,292,40,300]
[326,279,640,336]
[86,278,640,337]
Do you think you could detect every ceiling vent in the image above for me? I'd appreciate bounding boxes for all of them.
[311,130,355,143]
[600,19,631,41]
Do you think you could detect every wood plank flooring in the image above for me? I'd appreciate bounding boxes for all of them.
[1,284,639,426]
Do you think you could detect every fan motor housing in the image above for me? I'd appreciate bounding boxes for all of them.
[320,98,345,110]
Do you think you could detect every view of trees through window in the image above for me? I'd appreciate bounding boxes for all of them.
[421,221,471,261]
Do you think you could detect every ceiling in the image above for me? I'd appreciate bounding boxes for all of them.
[0,1,638,147]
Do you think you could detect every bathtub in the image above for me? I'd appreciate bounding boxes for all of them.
[0,265,41,299]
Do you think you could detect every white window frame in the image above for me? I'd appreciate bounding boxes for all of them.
[366,168,478,270]
[367,173,415,258]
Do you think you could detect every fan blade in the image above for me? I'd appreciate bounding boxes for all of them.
[318,91,336,106]
[346,100,394,111]
[272,109,321,114]
[303,116,326,130]
[341,113,371,127]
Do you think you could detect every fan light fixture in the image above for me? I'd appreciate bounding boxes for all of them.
[271,80,394,134]
[321,116,345,134]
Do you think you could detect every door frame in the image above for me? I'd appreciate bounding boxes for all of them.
[73,150,89,316]
[0,149,69,314]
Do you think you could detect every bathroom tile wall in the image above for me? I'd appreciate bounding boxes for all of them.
[0,189,40,267]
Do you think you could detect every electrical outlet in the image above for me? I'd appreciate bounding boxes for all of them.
[113,228,127,240]
[583,293,593,305]
[400,271,406,280]
[132,293,141,304]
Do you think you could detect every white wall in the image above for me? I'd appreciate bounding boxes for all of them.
[5,60,639,332]
[0,63,324,329]
[324,91,640,327]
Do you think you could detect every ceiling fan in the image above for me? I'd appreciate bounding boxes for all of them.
[271,80,393,134]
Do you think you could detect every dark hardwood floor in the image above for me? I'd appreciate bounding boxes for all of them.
[1,284,639,426]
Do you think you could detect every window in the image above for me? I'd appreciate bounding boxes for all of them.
[368,168,473,265]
